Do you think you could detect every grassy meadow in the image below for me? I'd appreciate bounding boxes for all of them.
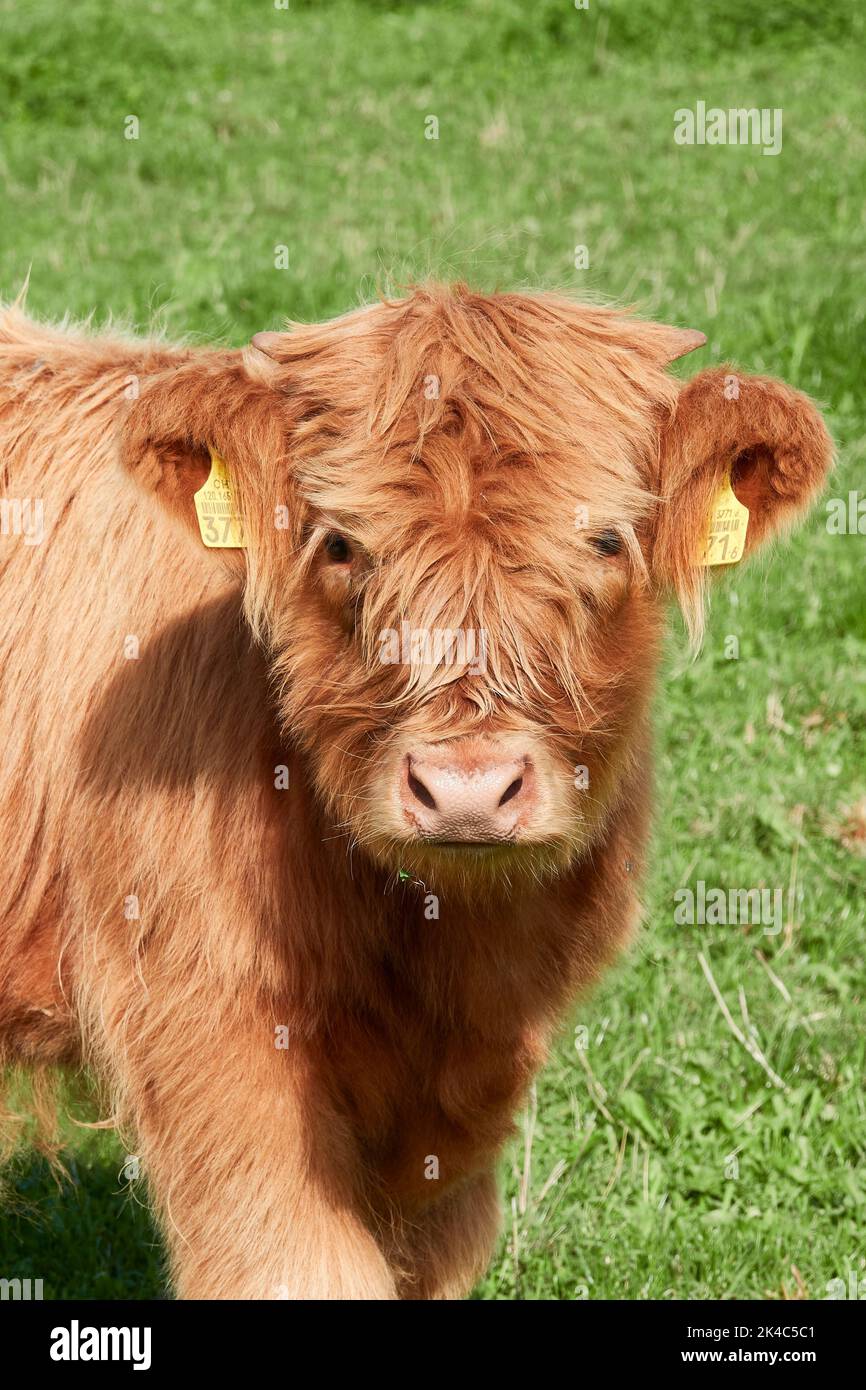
[0,0,864,1300]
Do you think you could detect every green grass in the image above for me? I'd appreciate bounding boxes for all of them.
[1,0,864,1300]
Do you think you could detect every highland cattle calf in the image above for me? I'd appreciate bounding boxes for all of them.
[0,284,832,1298]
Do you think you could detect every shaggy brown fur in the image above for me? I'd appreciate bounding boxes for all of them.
[0,283,832,1298]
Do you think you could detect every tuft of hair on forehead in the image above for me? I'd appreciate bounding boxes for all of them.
[250,282,683,510]
[243,283,686,653]
[254,281,681,452]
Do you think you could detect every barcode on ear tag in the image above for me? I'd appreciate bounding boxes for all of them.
[194,448,246,548]
[699,469,749,567]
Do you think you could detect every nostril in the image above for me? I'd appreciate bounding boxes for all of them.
[407,769,437,811]
[498,776,523,808]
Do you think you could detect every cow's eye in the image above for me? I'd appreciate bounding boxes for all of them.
[592,529,622,557]
[324,533,352,563]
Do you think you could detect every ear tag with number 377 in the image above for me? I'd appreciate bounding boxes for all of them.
[699,467,749,567]
[194,448,247,549]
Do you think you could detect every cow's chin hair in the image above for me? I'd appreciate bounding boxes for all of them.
[356,832,580,900]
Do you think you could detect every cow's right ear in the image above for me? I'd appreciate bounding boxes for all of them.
[119,355,287,551]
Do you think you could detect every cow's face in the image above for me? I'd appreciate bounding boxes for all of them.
[123,286,832,891]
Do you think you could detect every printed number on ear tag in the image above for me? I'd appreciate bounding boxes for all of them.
[194,448,247,549]
[699,471,749,567]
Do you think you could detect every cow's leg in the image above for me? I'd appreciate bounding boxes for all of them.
[92,972,396,1300]
[391,1171,502,1300]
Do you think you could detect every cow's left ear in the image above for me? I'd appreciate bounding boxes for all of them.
[653,366,833,634]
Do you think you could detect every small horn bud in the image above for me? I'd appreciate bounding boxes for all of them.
[251,331,285,360]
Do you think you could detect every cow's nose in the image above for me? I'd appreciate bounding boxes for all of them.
[400,748,535,843]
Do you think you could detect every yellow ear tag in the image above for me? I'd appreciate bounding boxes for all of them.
[699,468,749,567]
[194,448,246,549]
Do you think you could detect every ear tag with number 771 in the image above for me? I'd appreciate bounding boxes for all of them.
[194,447,247,549]
[698,466,749,566]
